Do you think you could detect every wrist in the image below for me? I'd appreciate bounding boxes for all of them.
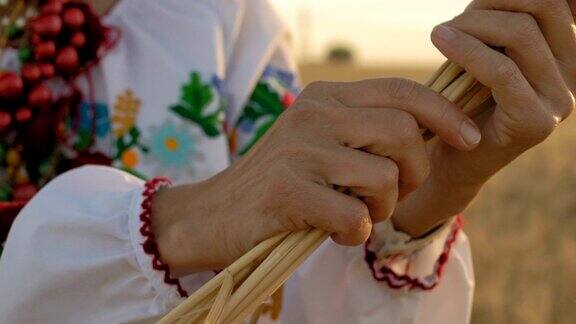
[151,181,223,277]
[391,165,482,237]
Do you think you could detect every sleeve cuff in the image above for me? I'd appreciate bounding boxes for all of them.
[128,177,189,308]
[364,215,465,290]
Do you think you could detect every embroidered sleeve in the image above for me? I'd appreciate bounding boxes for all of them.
[228,64,299,158]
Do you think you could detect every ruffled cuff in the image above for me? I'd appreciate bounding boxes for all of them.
[129,177,188,308]
[364,215,464,290]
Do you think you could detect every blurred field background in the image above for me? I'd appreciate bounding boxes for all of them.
[274,0,576,322]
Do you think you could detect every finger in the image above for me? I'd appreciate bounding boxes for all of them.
[431,24,541,125]
[448,11,564,93]
[570,1,576,16]
[306,144,402,222]
[303,79,482,151]
[287,180,373,246]
[338,153,400,223]
[469,0,576,65]
[446,10,574,120]
[323,108,429,197]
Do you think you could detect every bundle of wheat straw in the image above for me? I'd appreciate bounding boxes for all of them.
[158,61,492,324]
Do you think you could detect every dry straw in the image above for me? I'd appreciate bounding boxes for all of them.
[159,61,491,324]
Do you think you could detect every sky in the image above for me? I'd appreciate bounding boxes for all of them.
[271,0,470,66]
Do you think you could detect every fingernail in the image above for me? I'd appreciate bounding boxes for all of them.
[433,25,457,42]
[460,120,481,147]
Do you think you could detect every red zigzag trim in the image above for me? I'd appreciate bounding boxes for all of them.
[140,178,188,298]
[364,215,465,290]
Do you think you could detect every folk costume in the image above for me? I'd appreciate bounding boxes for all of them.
[0,1,474,323]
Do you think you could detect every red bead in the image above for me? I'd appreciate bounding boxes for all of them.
[15,107,33,123]
[41,0,63,15]
[34,41,57,60]
[21,64,42,83]
[27,84,53,108]
[55,46,79,74]
[70,31,86,48]
[31,14,62,38]
[0,73,24,101]
[39,63,55,79]
[62,8,85,30]
[0,110,12,130]
[30,33,41,45]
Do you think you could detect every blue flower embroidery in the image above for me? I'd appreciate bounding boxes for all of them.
[148,120,197,170]
[262,65,300,94]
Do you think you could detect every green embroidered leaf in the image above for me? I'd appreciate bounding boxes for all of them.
[181,72,214,110]
[171,72,222,137]
[235,81,288,156]
[251,83,285,116]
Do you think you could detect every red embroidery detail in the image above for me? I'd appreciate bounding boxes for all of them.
[364,215,464,291]
[140,178,188,298]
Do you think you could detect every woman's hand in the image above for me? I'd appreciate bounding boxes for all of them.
[392,0,576,236]
[151,78,480,276]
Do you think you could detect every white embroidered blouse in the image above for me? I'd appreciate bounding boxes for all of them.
[0,1,474,323]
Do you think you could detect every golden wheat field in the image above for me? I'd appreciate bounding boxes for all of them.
[300,63,576,324]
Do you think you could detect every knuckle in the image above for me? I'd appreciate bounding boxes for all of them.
[556,91,575,120]
[539,114,560,136]
[299,81,339,98]
[526,113,558,142]
[461,41,484,66]
[301,80,333,97]
[281,101,325,127]
[495,59,521,85]
[512,13,540,45]
[376,160,400,188]
[384,78,420,102]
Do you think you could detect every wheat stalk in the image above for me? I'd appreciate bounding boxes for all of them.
[159,61,491,324]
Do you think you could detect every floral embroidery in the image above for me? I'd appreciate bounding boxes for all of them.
[72,101,111,151]
[110,89,148,178]
[112,89,141,137]
[147,120,199,175]
[232,65,299,156]
[170,72,224,138]
[120,148,140,169]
